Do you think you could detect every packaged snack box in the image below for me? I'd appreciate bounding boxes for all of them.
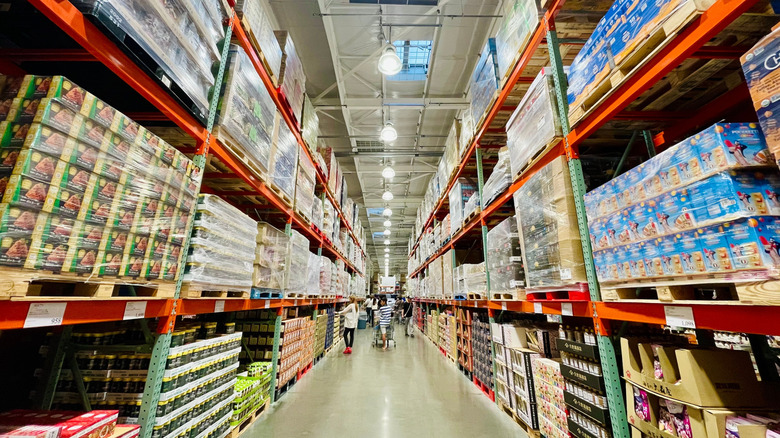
[121,253,144,278]
[0,122,32,149]
[92,176,119,203]
[627,242,648,279]
[0,204,41,235]
[110,189,138,231]
[23,124,77,160]
[99,229,129,253]
[142,257,163,280]
[76,118,110,152]
[690,171,771,224]
[658,235,683,276]
[675,230,706,275]
[672,142,703,184]
[629,200,661,242]
[35,213,75,246]
[697,224,735,274]
[726,217,780,271]
[95,249,123,277]
[93,154,123,182]
[0,96,13,120]
[78,197,114,226]
[52,184,87,219]
[126,145,153,175]
[124,234,150,258]
[3,174,57,211]
[693,123,771,174]
[0,149,20,173]
[135,128,160,153]
[25,238,69,271]
[643,238,664,278]
[110,114,140,142]
[80,94,117,128]
[161,255,179,281]
[12,149,68,185]
[6,97,43,123]
[0,234,33,266]
[60,166,94,195]
[0,170,9,194]
[33,99,84,138]
[0,425,61,438]
[62,245,98,274]
[655,189,696,235]
[104,134,131,162]
[69,221,104,251]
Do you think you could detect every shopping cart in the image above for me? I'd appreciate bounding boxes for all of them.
[372,324,396,348]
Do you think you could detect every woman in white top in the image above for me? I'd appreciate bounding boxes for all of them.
[339,296,359,354]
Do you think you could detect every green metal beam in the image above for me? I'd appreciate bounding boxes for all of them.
[475,147,491,294]
[643,130,656,158]
[138,331,173,438]
[69,354,91,411]
[614,130,639,177]
[270,309,283,402]
[35,325,72,410]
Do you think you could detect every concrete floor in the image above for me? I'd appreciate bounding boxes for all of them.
[247,325,527,438]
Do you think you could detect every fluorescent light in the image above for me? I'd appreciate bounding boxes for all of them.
[380,123,397,142]
[382,190,394,201]
[382,166,395,179]
[384,248,390,253]
[383,220,392,227]
[385,254,389,258]
[384,229,391,236]
[384,239,390,245]
[383,208,392,217]
[378,44,402,76]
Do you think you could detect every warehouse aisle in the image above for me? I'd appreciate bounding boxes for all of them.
[248,325,525,438]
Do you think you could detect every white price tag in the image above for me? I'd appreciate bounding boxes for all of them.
[546,314,562,323]
[24,303,67,328]
[214,300,225,313]
[294,300,299,306]
[501,302,507,311]
[664,306,695,329]
[472,301,476,308]
[534,302,543,314]
[561,303,573,316]
[264,300,270,309]
[123,302,147,320]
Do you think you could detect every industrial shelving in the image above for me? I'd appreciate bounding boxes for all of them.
[409,2,779,438]
[0,1,364,438]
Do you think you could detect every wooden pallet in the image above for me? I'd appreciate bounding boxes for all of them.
[0,267,176,299]
[284,292,304,298]
[211,126,270,183]
[510,137,562,182]
[464,208,482,226]
[228,399,270,438]
[237,15,280,88]
[294,206,311,225]
[601,279,780,305]
[268,183,294,209]
[491,289,525,301]
[467,292,485,300]
[568,0,716,126]
[251,288,283,299]
[498,400,541,438]
[525,283,590,301]
[179,286,250,299]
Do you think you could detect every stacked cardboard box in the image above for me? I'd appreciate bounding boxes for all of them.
[233,0,282,82]
[274,31,306,123]
[514,156,587,289]
[532,357,568,438]
[294,151,315,223]
[252,222,289,295]
[0,76,196,282]
[301,95,319,153]
[495,0,540,81]
[269,114,299,204]
[469,39,499,130]
[472,316,493,389]
[486,217,525,299]
[183,194,256,292]
[284,229,308,297]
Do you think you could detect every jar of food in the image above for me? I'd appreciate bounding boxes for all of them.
[224,322,235,334]
[161,377,174,393]
[170,331,184,347]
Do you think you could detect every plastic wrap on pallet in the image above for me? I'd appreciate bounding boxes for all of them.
[442,249,454,297]
[0,76,197,281]
[469,39,500,130]
[311,196,323,232]
[513,156,587,289]
[495,0,540,81]
[72,0,225,118]
[253,222,289,291]
[319,255,331,295]
[742,28,780,164]
[567,0,705,111]
[234,0,282,81]
[463,192,480,223]
[184,194,257,291]
[449,178,478,231]
[583,123,780,285]
[306,252,320,296]
[284,229,308,295]
[270,113,299,202]
[302,95,319,153]
[216,44,276,177]
[487,216,525,293]
[482,148,512,207]
[274,31,306,123]
[506,68,563,178]
[457,262,487,294]
[294,152,315,222]
[459,108,474,157]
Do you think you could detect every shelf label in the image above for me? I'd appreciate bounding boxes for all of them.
[123,302,147,320]
[501,302,507,311]
[546,314,563,323]
[264,300,270,309]
[664,306,695,329]
[24,303,67,328]
[561,303,573,316]
[534,302,543,314]
[214,300,225,313]
[471,301,476,308]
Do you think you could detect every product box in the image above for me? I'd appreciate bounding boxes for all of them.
[25,237,68,271]
[675,230,706,275]
[657,235,683,277]
[0,149,20,173]
[627,242,648,279]
[11,149,69,189]
[0,425,62,438]
[22,124,77,161]
[33,99,84,139]
[697,224,735,274]
[621,337,771,407]
[68,221,103,251]
[2,174,59,211]
[0,204,41,235]
[692,123,771,174]
[724,217,780,272]
[0,233,33,266]
[6,97,43,123]
[742,28,780,161]
[689,172,770,224]
[62,244,98,274]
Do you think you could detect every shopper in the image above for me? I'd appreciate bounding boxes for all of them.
[403,299,414,337]
[378,298,393,350]
[338,296,359,354]
[364,296,374,328]
[371,295,380,327]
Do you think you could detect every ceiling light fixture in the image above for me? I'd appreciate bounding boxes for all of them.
[384,254,389,258]
[384,229,391,236]
[380,122,398,142]
[382,165,395,179]
[383,220,392,227]
[383,208,392,217]
[384,239,390,245]
[377,44,402,76]
[382,190,394,201]
[384,248,390,253]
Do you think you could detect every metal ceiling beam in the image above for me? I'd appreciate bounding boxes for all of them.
[335,151,444,157]
[317,97,470,110]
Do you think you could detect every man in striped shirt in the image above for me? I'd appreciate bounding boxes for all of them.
[378,298,393,350]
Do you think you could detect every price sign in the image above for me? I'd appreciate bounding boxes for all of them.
[534,302,543,314]
[123,302,147,320]
[501,302,507,311]
[24,303,67,328]
[264,300,270,309]
[214,300,225,313]
[664,306,695,329]
[561,303,573,316]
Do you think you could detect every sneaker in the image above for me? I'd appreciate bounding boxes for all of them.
[346,347,352,354]
[343,348,349,354]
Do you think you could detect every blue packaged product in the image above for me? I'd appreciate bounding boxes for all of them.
[628,201,660,242]
[725,217,780,272]
[763,172,780,215]
[614,246,630,281]
[689,171,771,224]
[658,235,683,276]
[692,123,772,174]
[593,250,610,283]
[627,242,647,279]
[590,216,607,250]
[675,230,706,275]
[642,159,666,201]
[625,165,647,203]
[643,238,663,278]
[609,211,633,247]
[672,141,704,184]
[654,188,696,235]
[697,225,735,274]
[614,172,632,210]
[601,248,618,283]
[656,144,684,192]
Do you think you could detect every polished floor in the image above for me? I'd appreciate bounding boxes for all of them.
[248,324,526,438]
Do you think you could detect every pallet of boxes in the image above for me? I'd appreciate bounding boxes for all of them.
[0,75,197,299]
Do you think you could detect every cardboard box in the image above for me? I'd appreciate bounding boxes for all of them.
[621,337,771,407]
[502,325,528,349]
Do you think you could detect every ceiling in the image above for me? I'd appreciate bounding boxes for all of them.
[269,0,501,277]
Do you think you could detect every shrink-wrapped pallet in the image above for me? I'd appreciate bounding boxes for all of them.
[284,229,309,296]
[294,152,315,222]
[486,216,525,296]
[234,0,282,82]
[274,31,306,123]
[495,0,540,81]
[253,222,289,291]
[269,113,299,202]
[482,148,512,207]
[469,39,499,128]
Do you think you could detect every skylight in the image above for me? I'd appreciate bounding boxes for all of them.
[387,40,432,81]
